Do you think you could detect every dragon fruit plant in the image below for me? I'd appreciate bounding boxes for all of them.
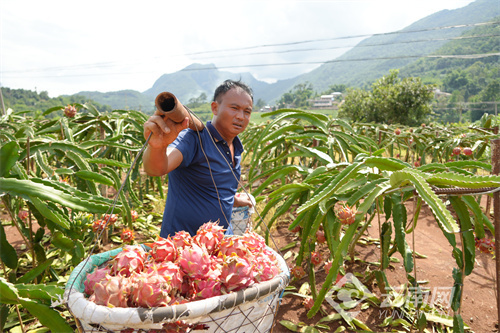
[84,221,281,308]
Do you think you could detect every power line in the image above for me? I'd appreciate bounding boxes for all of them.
[3,53,498,79]
[2,21,498,76]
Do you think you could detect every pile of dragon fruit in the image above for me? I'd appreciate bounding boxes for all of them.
[84,222,281,308]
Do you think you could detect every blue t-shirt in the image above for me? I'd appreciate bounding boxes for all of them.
[160,121,243,237]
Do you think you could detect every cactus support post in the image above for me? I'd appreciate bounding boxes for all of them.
[492,138,500,326]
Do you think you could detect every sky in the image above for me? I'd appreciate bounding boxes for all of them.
[0,0,476,97]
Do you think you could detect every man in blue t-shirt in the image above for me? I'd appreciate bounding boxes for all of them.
[143,80,254,237]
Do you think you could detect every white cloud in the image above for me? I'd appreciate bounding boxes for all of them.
[1,0,475,96]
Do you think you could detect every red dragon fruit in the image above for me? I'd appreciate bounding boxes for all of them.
[18,210,29,220]
[84,266,111,296]
[120,228,135,243]
[171,230,192,251]
[218,237,249,258]
[252,250,279,283]
[193,221,225,254]
[178,243,212,279]
[239,231,266,254]
[191,277,223,300]
[336,204,356,225]
[91,275,131,308]
[146,261,184,291]
[220,254,254,292]
[151,237,177,262]
[311,251,322,266]
[130,271,171,308]
[63,104,77,118]
[111,246,147,277]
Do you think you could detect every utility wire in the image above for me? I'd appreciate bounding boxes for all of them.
[2,21,498,75]
[3,52,499,79]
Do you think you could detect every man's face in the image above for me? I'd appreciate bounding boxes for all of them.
[211,88,253,140]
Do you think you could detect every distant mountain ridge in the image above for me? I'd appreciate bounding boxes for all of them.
[74,0,499,111]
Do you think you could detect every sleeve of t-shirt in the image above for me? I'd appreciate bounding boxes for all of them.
[169,129,197,168]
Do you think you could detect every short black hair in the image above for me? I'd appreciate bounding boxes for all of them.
[213,79,253,103]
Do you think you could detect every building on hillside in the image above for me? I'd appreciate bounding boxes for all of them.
[311,92,342,109]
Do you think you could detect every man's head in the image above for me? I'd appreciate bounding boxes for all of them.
[211,80,253,142]
[213,80,253,104]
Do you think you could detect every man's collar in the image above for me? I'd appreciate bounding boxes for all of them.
[206,121,223,143]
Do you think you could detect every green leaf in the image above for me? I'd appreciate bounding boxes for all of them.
[279,320,299,332]
[0,177,110,213]
[19,142,91,160]
[0,141,20,177]
[52,231,75,252]
[392,195,413,273]
[75,170,114,186]
[0,278,20,304]
[364,156,410,171]
[426,172,500,188]
[16,259,54,284]
[294,144,334,165]
[19,298,73,333]
[453,314,465,333]
[380,222,392,270]
[0,224,18,269]
[390,168,459,233]
[298,162,363,214]
[449,196,475,276]
[16,284,64,302]
[88,157,131,168]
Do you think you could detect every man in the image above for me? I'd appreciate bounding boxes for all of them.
[143,80,254,237]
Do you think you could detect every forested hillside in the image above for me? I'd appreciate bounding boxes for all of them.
[1,88,112,117]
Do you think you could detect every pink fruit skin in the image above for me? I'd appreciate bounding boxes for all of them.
[151,237,177,262]
[145,261,184,291]
[220,254,254,292]
[193,222,224,254]
[92,275,130,308]
[178,244,212,279]
[111,246,147,277]
[84,267,111,296]
[130,271,171,308]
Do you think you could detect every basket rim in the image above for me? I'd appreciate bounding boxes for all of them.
[65,245,289,323]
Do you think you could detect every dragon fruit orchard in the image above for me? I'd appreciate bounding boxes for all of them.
[84,221,281,308]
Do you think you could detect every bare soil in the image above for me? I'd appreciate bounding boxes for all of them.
[3,198,498,332]
[269,198,498,333]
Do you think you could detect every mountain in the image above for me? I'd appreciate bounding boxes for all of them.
[142,63,273,104]
[288,0,499,94]
[74,90,154,111]
[73,0,499,109]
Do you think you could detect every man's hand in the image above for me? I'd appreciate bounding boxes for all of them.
[143,111,189,149]
[234,193,254,207]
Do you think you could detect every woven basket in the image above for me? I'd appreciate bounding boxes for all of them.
[64,245,289,333]
[230,194,256,235]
